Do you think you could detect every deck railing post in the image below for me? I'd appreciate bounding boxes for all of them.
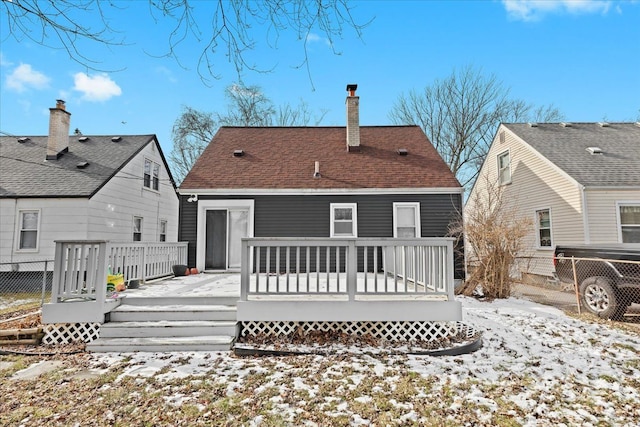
[96,241,108,314]
[347,239,357,301]
[240,238,249,301]
[446,240,455,300]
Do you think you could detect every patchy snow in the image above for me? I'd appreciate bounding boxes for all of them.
[84,295,640,426]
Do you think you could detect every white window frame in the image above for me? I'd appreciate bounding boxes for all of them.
[143,158,160,191]
[133,216,143,242]
[330,203,358,238]
[497,150,511,185]
[535,208,553,250]
[616,201,640,244]
[16,209,41,251]
[393,202,421,238]
[159,219,167,242]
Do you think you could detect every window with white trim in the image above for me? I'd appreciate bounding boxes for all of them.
[393,203,421,238]
[497,150,511,185]
[18,210,40,250]
[159,220,167,242]
[536,208,553,248]
[330,203,357,237]
[144,159,160,191]
[619,204,640,243]
[133,216,143,242]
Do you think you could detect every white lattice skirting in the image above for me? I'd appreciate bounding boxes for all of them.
[240,321,477,343]
[42,323,101,344]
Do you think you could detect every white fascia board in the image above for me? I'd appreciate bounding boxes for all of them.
[178,187,464,196]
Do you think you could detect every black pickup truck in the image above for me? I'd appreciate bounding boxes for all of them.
[554,245,640,319]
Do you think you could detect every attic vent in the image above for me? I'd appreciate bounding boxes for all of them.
[111,136,122,142]
[76,161,90,169]
[397,148,408,156]
[17,137,30,143]
[560,122,572,127]
[528,122,538,128]
[586,147,603,155]
[598,122,610,127]
[499,131,505,144]
[78,136,89,142]
[233,149,244,157]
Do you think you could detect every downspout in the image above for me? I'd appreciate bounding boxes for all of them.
[581,185,590,244]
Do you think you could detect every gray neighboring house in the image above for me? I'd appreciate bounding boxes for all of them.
[0,100,179,268]
[466,122,640,277]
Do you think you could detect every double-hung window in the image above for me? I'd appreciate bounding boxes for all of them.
[159,220,167,242]
[144,159,160,191]
[330,203,357,237]
[393,203,421,238]
[536,208,553,248]
[497,150,511,185]
[18,210,40,250]
[133,217,143,242]
[618,204,640,243]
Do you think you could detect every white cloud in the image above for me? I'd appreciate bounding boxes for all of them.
[6,63,50,92]
[0,52,14,67]
[155,66,177,83]
[73,72,122,101]
[502,0,613,21]
[306,32,331,47]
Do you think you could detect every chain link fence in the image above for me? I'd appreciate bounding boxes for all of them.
[0,260,53,319]
[510,255,640,322]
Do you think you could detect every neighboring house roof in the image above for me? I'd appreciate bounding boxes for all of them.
[180,126,461,191]
[0,134,172,198]
[504,122,640,187]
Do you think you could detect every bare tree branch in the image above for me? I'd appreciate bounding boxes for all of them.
[389,65,563,190]
[1,0,371,83]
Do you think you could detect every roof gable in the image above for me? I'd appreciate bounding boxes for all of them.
[180,126,460,190]
[0,134,164,197]
[503,123,640,188]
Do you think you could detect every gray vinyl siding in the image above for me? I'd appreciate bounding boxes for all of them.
[178,192,463,277]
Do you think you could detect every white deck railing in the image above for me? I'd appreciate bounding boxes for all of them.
[50,240,188,304]
[240,238,455,300]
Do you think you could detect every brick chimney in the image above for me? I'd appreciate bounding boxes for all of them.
[346,84,360,152]
[46,99,71,160]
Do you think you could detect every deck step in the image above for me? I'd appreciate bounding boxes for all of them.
[110,304,237,322]
[122,296,239,307]
[87,335,235,353]
[99,320,238,338]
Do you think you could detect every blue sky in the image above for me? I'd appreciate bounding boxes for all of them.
[1,0,639,170]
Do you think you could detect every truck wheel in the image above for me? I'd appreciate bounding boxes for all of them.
[579,276,625,320]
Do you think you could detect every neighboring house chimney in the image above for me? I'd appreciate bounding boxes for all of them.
[46,99,71,160]
[346,84,360,152]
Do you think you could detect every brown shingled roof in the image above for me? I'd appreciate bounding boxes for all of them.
[180,126,460,190]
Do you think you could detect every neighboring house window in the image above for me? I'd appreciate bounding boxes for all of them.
[536,208,553,248]
[144,159,160,191]
[497,150,511,185]
[133,217,143,241]
[393,203,421,238]
[619,204,640,243]
[18,210,40,250]
[330,203,357,237]
[159,220,167,242]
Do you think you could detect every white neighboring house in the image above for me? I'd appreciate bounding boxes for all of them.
[466,122,640,277]
[0,100,179,268]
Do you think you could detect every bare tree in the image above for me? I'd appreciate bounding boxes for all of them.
[453,174,532,299]
[1,0,369,84]
[389,65,563,189]
[169,83,327,183]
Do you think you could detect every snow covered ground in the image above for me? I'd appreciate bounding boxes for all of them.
[85,295,640,426]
